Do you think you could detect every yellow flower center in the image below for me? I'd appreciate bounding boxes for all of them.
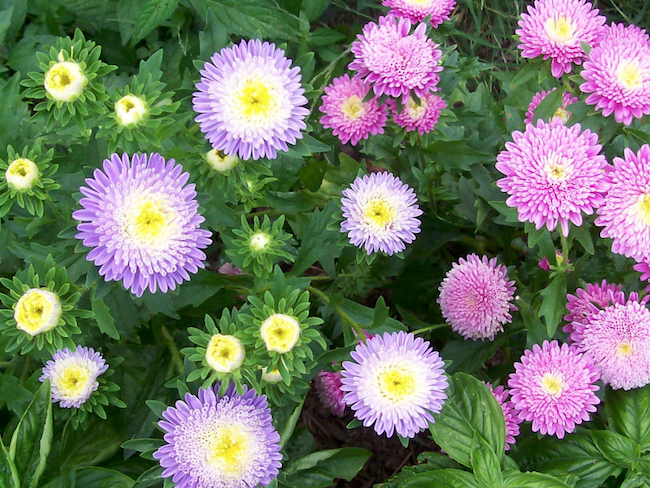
[58,364,92,398]
[618,61,644,90]
[553,107,571,123]
[205,334,245,373]
[545,16,574,44]
[260,313,301,353]
[5,158,39,191]
[122,196,176,248]
[405,97,427,120]
[44,61,88,102]
[261,366,283,383]
[363,198,396,230]
[341,96,366,120]
[238,79,276,119]
[205,149,239,172]
[540,372,565,398]
[207,425,252,477]
[14,289,62,336]
[249,231,271,252]
[115,95,147,127]
[377,367,416,403]
[635,194,650,225]
[617,342,632,357]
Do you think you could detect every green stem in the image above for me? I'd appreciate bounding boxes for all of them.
[307,286,366,340]
[161,325,183,376]
[560,232,570,266]
[412,323,449,335]
[45,197,63,219]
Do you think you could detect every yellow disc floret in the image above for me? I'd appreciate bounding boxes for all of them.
[57,364,92,399]
[540,372,566,398]
[261,366,283,383]
[260,313,301,353]
[205,334,245,373]
[341,96,366,120]
[5,158,39,192]
[249,231,271,253]
[618,61,644,90]
[122,195,176,248]
[617,342,633,357]
[635,194,650,225]
[545,16,575,44]
[237,78,278,122]
[44,61,88,103]
[377,366,417,404]
[14,288,62,336]
[115,95,148,127]
[207,425,252,478]
[363,197,397,231]
[205,149,239,172]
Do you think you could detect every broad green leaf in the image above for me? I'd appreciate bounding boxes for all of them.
[131,0,179,44]
[538,272,567,337]
[591,430,640,468]
[92,296,120,340]
[291,201,340,276]
[280,397,305,449]
[0,438,19,488]
[0,372,33,415]
[283,448,371,487]
[337,298,405,332]
[133,466,164,488]
[302,0,330,21]
[503,472,572,487]
[400,469,479,488]
[605,385,650,451]
[0,7,13,46]
[533,88,563,123]
[9,379,53,488]
[59,416,125,469]
[471,433,503,488]
[441,335,507,375]
[429,373,506,467]
[75,467,135,488]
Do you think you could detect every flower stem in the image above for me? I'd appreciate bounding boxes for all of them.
[560,232,570,266]
[307,285,366,340]
[412,323,449,334]
[161,325,183,376]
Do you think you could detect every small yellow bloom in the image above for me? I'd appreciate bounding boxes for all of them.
[261,366,283,383]
[249,231,271,253]
[260,313,301,353]
[205,334,245,373]
[206,149,239,172]
[115,95,148,127]
[5,158,39,191]
[44,61,88,102]
[14,288,62,336]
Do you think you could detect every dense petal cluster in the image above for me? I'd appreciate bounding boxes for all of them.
[389,93,447,134]
[382,0,456,27]
[314,371,346,417]
[350,15,443,100]
[524,88,579,124]
[438,254,517,341]
[604,22,650,45]
[516,0,607,78]
[153,384,282,488]
[319,74,388,146]
[193,39,309,160]
[573,301,650,390]
[596,145,650,262]
[341,331,448,438]
[580,29,650,125]
[40,346,108,408]
[496,119,610,236]
[341,172,423,255]
[563,280,626,340]
[486,383,520,450]
[508,341,600,439]
[73,153,212,297]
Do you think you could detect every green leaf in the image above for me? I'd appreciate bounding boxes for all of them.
[400,469,480,488]
[280,397,305,449]
[75,467,135,488]
[591,430,640,468]
[9,379,53,488]
[302,0,330,21]
[538,272,567,337]
[92,297,120,340]
[283,448,371,487]
[605,385,650,451]
[502,472,572,488]
[291,201,339,276]
[0,372,33,415]
[471,433,503,488]
[533,88,563,123]
[0,438,19,488]
[132,0,179,44]
[429,373,506,467]
[0,7,13,46]
[372,296,390,329]
[338,299,405,332]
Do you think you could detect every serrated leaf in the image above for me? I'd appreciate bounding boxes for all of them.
[92,297,120,340]
[131,0,180,44]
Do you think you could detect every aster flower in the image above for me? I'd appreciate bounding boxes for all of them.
[563,280,625,340]
[319,74,388,146]
[604,22,650,45]
[508,340,600,439]
[516,0,606,78]
[573,301,650,390]
[485,383,520,450]
[389,93,447,135]
[193,39,309,160]
[314,371,346,417]
[437,254,517,341]
[595,145,650,262]
[73,153,212,297]
[524,88,579,124]
[341,172,423,256]
[206,149,239,173]
[341,331,448,438]
[350,15,443,100]
[496,119,610,236]
[382,0,456,27]
[153,384,282,488]
[634,262,650,292]
[580,33,650,125]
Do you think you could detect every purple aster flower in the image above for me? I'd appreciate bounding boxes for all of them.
[341,331,448,438]
[382,0,456,27]
[485,383,520,450]
[604,22,650,45]
[580,32,650,125]
[40,346,108,408]
[193,39,309,160]
[573,301,650,390]
[634,261,650,292]
[496,119,610,237]
[350,15,443,100]
[437,254,517,341]
[524,88,579,124]
[563,280,626,341]
[341,172,423,255]
[516,0,607,78]
[388,93,447,134]
[508,340,600,439]
[319,74,388,146]
[73,153,212,297]
[314,371,346,417]
[153,384,282,488]
[595,145,650,262]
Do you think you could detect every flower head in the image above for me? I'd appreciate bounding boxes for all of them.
[260,313,301,354]
[350,15,443,100]
[580,32,650,125]
[389,93,447,134]
[40,346,108,408]
[563,280,626,340]
[496,119,610,236]
[341,172,423,255]
[5,158,39,192]
[382,0,456,27]
[193,39,309,160]
[604,22,650,45]
[73,153,212,297]
[516,0,607,78]
[486,383,520,450]
[508,340,600,439]
[14,289,62,337]
[153,384,282,488]
[438,254,517,340]
[314,371,346,417]
[205,334,246,373]
[114,94,147,127]
[524,88,579,124]
[573,301,650,390]
[341,331,448,438]
[596,145,650,262]
[319,74,388,146]
[44,60,88,102]
[205,149,239,172]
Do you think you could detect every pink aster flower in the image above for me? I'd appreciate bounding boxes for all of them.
[437,254,517,341]
[516,0,607,78]
[563,280,626,341]
[580,33,650,125]
[319,74,387,146]
[634,262,650,292]
[485,383,520,450]
[524,88,579,124]
[382,0,456,27]
[596,145,650,262]
[496,119,610,237]
[388,93,447,134]
[508,340,600,439]
[350,15,443,100]
[314,371,346,417]
[604,23,650,44]
[574,301,650,390]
